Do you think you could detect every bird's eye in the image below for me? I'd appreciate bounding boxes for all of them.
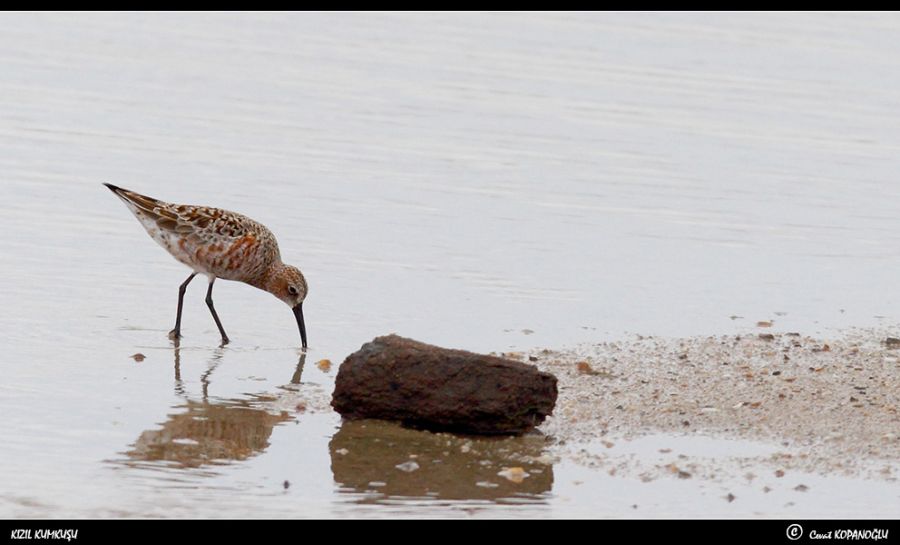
[288,286,298,296]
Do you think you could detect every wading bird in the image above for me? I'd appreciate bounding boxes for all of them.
[104,183,308,348]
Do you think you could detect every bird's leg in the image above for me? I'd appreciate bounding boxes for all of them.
[205,278,230,345]
[169,273,196,340]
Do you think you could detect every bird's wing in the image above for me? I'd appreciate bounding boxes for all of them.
[104,183,253,242]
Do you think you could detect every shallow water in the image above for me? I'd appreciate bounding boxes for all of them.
[2,11,900,517]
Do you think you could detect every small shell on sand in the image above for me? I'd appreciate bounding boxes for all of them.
[395,461,420,473]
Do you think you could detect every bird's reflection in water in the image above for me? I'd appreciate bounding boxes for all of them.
[125,397,291,469]
[289,352,305,386]
[329,419,555,504]
[122,343,306,469]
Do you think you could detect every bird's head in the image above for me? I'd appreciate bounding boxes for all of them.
[266,264,308,348]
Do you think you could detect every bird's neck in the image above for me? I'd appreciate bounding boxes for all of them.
[250,261,285,293]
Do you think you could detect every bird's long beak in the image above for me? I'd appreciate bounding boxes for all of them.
[293,303,307,349]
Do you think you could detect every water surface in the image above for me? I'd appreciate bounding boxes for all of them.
[2,11,900,517]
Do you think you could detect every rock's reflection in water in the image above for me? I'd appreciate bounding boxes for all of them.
[329,419,555,504]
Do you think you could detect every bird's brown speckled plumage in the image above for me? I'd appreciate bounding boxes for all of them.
[105,183,309,346]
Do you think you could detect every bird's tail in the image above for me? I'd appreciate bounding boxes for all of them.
[103,183,165,216]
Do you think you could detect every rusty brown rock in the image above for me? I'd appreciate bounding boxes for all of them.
[331,335,558,435]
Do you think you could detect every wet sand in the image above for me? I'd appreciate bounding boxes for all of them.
[516,327,900,485]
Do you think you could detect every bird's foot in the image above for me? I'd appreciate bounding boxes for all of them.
[168,329,182,340]
[219,336,230,346]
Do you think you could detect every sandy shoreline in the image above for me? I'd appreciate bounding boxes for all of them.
[516,328,900,482]
[292,328,900,482]
[249,329,900,514]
